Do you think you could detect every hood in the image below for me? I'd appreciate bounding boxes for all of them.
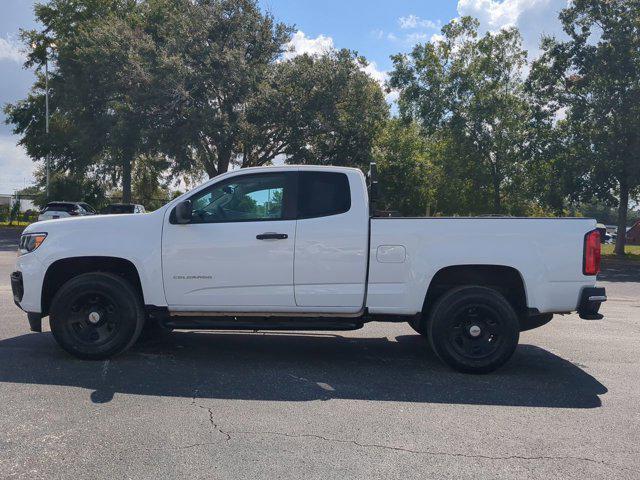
[23,209,166,235]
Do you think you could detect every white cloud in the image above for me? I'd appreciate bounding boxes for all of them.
[405,32,431,44]
[0,134,35,193]
[282,31,397,106]
[283,31,335,60]
[0,36,25,63]
[361,61,399,105]
[361,60,387,85]
[370,29,385,40]
[385,89,400,104]
[457,0,570,57]
[399,15,441,30]
[430,33,446,45]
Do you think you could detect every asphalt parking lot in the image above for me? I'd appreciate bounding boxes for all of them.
[0,228,638,479]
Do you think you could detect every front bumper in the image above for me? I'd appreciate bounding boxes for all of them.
[577,287,606,320]
[11,270,43,332]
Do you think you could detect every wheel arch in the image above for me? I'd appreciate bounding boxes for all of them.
[422,264,528,318]
[41,256,144,316]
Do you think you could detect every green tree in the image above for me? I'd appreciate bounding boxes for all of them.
[132,154,171,211]
[529,0,640,255]
[373,119,442,216]
[151,0,292,178]
[389,17,530,215]
[242,50,389,170]
[5,0,153,203]
[28,169,109,210]
[5,0,291,199]
[8,201,21,226]
[6,0,389,196]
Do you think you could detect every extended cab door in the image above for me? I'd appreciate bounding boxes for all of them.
[294,170,369,308]
[162,171,297,309]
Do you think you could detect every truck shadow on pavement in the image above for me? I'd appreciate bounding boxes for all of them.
[0,329,607,408]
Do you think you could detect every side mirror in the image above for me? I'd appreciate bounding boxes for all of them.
[174,200,192,224]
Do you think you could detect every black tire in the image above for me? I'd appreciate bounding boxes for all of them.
[408,315,428,337]
[427,286,519,374]
[49,272,145,360]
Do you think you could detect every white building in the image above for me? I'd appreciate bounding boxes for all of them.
[0,194,36,212]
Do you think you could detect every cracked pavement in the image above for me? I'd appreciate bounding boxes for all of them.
[0,241,639,479]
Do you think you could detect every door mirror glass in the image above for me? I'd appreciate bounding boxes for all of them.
[174,200,193,224]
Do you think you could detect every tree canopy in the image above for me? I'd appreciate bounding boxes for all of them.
[389,17,531,215]
[5,0,388,202]
[4,0,639,255]
[528,0,640,253]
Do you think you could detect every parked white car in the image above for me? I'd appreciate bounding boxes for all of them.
[11,165,605,373]
[37,202,97,221]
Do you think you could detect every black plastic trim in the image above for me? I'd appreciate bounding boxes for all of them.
[577,287,606,320]
[371,217,597,220]
[256,233,288,240]
[164,316,364,331]
[27,312,42,332]
[10,271,23,305]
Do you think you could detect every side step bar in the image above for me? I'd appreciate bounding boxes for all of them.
[162,315,365,331]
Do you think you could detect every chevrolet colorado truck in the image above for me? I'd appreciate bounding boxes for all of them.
[11,165,606,373]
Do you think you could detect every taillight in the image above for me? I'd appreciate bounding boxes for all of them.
[583,230,601,275]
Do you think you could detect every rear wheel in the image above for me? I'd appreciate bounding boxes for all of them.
[427,286,519,374]
[49,272,144,360]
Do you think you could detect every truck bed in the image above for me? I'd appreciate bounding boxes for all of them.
[366,217,597,316]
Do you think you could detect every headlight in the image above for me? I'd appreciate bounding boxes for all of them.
[18,233,47,256]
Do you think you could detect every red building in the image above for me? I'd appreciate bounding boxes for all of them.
[627,220,640,245]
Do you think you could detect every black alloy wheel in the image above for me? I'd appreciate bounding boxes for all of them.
[427,286,520,374]
[50,272,144,360]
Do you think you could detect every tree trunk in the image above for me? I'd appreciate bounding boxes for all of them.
[204,144,232,179]
[122,152,133,204]
[614,182,629,256]
[491,174,501,213]
[204,163,218,178]
[217,144,232,177]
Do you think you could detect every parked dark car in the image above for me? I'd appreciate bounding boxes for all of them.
[102,203,146,214]
[37,202,97,221]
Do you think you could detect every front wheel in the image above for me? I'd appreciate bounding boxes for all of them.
[427,286,519,374]
[49,272,145,360]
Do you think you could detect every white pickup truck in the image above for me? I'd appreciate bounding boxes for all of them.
[11,165,606,373]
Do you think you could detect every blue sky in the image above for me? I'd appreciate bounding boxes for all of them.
[259,0,457,72]
[0,0,570,193]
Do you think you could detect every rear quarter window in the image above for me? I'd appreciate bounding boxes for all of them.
[298,172,351,219]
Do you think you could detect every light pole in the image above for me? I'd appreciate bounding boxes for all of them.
[34,41,55,199]
[45,48,50,200]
